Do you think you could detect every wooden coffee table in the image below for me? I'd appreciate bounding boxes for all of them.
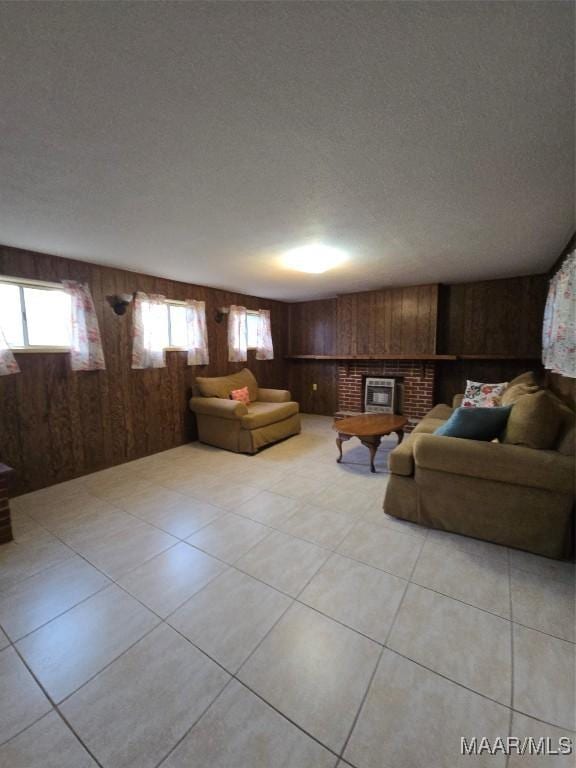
[333,413,408,473]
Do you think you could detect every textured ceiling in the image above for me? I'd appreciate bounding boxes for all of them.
[0,1,573,300]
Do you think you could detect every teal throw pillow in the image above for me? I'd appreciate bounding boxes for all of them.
[434,406,512,441]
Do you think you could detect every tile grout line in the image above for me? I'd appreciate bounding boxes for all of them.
[5,510,572,731]
[4,642,111,767]
[4,531,573,740]
[1,580,113,645]
[5,428,575,763]
[336,525,431,763]
[12,487,574,644]
[152,677,238,768]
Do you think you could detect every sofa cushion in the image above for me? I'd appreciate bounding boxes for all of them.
[388,434,416,476]
[502,390,564,450]
[501,372,541,406]
[434,406,511,441]
[414,433,575,494]
[241,401,299,430]
[426,404,454,420]
[462,379,508,408]
[196,368,259,401]
[507,371,541,388]
[413,417,447,434]
[501,381,541,406]
[557,423,575,456]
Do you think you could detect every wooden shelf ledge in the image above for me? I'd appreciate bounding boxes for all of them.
[457,355,540,360]
[285,354,540,362]
[285,354,458,361]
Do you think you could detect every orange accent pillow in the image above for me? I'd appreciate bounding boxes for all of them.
[230,386,250,405]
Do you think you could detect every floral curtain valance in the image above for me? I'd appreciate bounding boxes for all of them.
[131,292,167,369]
[63,281,106,371]
[542,249,576,379]
[227,306,274,362]
[256,309,274,360]
[186,299,209,366]
[0,324,20,376]
[228,305,248,362]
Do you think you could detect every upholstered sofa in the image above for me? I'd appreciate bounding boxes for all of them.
[384,373,575,559]
[189,368,300,453]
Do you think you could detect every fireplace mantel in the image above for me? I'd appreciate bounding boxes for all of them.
[285,354,538,361]
[285,354,456,360]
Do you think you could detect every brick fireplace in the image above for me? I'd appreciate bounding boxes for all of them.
[337,361,435,429]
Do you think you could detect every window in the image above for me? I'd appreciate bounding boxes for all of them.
[0,278,72,350]
[246,310,259,349]
[147,301,189,350]
[167,303,187,349]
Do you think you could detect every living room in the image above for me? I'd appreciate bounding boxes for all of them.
[0,2,574,767]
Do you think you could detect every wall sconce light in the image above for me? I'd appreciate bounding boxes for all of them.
[107,293,134,316]
[215,306,229,323]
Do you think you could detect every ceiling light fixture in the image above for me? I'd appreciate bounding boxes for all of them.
[281,243,348,274]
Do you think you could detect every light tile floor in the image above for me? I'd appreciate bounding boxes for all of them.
[0,415,574,768]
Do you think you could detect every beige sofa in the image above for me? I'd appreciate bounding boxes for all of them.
[384,373,575,559]
[189,368,300,453]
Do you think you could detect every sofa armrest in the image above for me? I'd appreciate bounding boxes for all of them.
[189,397,248,420]
[413,433,574,494]
[452,394,464,408]
[257,388,291,403]
[388,434,416,476]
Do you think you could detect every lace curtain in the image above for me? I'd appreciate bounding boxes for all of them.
[186,299,209,365]
[256,309,274,360]
[228,305,248,362]
[63,281,106,371]
[542,250,576,378]
[0,324,19,376]
[132,292,167,369]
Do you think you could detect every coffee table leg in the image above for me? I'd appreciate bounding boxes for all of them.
[360,436,381,473]
[336,433,350,463]
[395,429,405,445]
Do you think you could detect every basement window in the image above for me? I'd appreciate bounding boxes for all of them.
[150,300,189,350]
[246,310,259,350]
[0,277,72,351]
[165,302,188,349]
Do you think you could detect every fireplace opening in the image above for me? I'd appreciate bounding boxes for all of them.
[363,375,404,415]
[337,363,434,429]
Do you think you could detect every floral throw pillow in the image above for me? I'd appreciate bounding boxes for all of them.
[462,380,508,408]
[230,386,250,405]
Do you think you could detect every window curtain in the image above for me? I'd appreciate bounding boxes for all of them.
[186,299,209,365]
[0,324,19,376]
[256,309,274,360]
[542,249,576,378]
[62,281,106,371]
[131,292,167,369]
[228,305,247,362]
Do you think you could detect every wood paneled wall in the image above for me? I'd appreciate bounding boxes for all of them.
[433,274,548,403]
[437,275,547,357]
[286,276,547,413]
[287,360,338,416]
[338,285,438,356]
[0,245,288,494]
[287,300,337,356]
[286,285,438,357]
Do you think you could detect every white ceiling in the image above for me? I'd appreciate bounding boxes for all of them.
[0,1,573,300]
